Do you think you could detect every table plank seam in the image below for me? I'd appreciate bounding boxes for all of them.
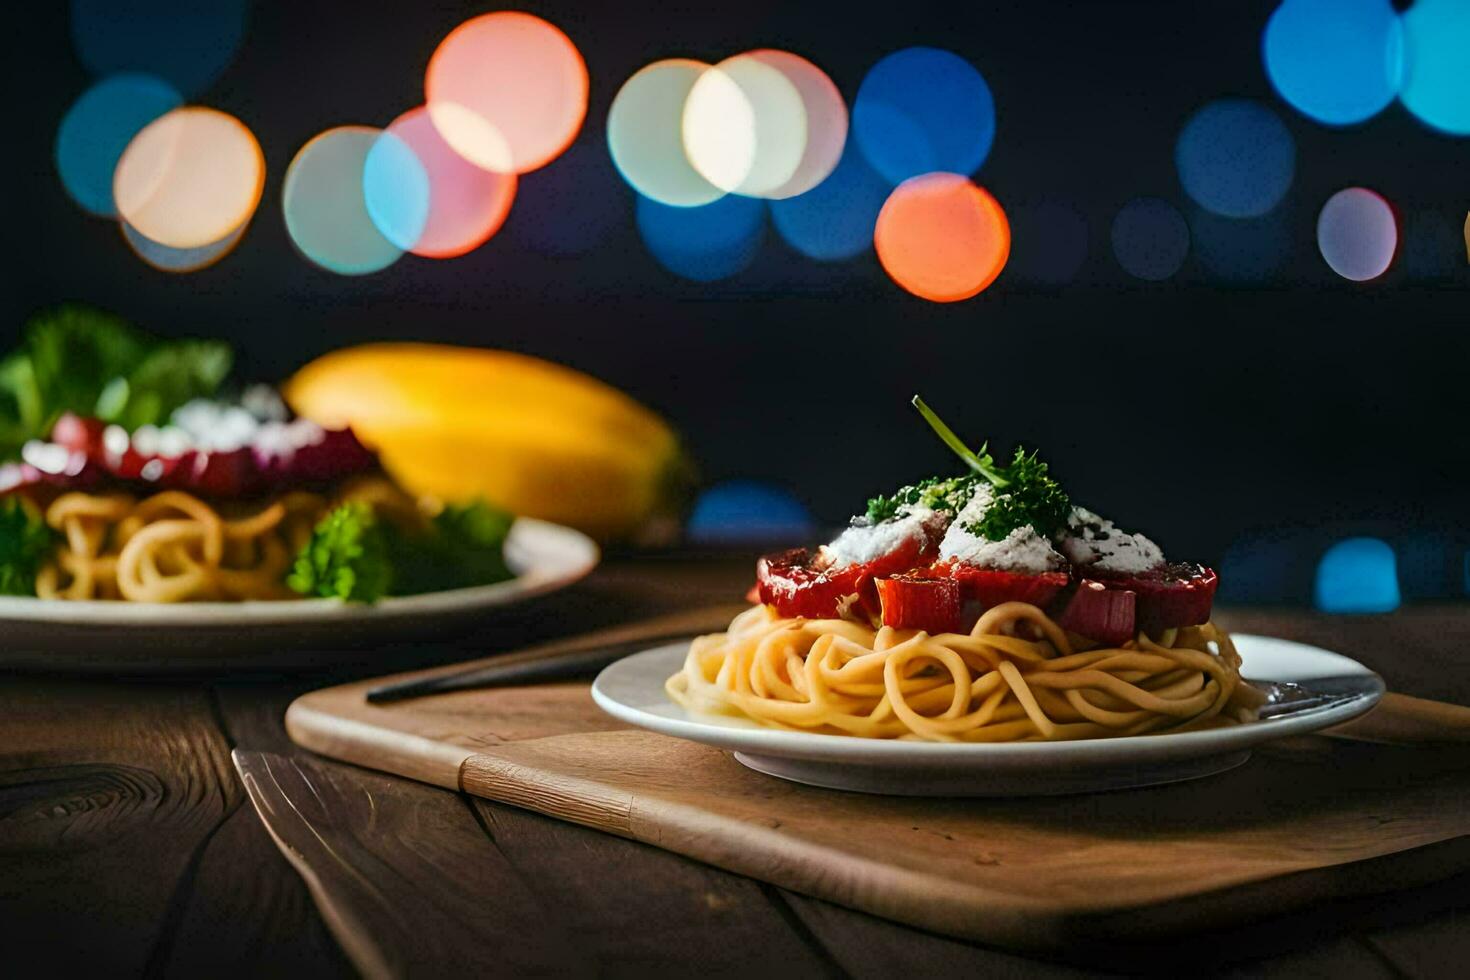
[139,684,252,980]
[760,884,853,979]
[1353,934,1413,980]
[138,793,251,976]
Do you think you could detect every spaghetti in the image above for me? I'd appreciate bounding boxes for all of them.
[34,477,416,603]
[667,603,1263,742]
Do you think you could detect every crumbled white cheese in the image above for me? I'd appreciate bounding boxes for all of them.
[1055,505,1164,574]
[824,507,944,567]
[938,489,1065,573]
[940,523,1066,573]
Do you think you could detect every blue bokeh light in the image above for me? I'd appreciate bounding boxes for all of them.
[1315,537,1400,613]
[362,131,431,252]
[1175,99,1295,219]
[284,127,405,277]
[507,139,629,257]
[1400,0,1470,135]
[1111,197,1189,281]
[1401,211,1458,280]
[1188,207,1291,283]
[687,481,816,544]
[636,193,766,282]
[122,218,246,273]
[70,0,250,97]
[1263,0,1402,126]
[1397,533,1457,600]
[1004,200,1088,285]
[852,47,995,186]
[55,73,181,217]
[1218,532,1312,604]
[769,140,888,261]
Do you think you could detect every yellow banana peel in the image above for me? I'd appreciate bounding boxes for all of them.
[284,344,690,541]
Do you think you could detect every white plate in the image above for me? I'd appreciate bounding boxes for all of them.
[592,635,1385,796]
[0,518,598,672]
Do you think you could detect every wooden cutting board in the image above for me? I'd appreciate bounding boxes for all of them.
[285,608,1470,952]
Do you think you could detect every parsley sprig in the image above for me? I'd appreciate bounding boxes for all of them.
[910,395,1072,542]
[0,497,58,596]
[865,475,981,524]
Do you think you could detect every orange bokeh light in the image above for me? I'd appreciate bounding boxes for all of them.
[385,106,516,259]
[113,106,264,250]
[425,11,587,175]
[874,173,1010,302]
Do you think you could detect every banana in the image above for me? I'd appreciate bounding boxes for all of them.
[284,344,689,541]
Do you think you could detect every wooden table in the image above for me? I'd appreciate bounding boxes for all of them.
[2,553,1466,978]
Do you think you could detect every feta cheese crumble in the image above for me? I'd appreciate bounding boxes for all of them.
[1055,505,1164,574]
[938,488,1066,573]
[823,507,946,567]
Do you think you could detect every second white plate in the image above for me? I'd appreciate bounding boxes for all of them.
[592,634,1384,796]
[0,517,599,672]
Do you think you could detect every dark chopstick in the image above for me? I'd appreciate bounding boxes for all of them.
[365,632,698,703]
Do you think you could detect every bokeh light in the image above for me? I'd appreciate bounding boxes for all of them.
[122,217,246,273]
[362,130,432,252]
[687,481,815,544]
[853,47,995,186]
[1398,533,1458,600]
[56,73,182,217]
[749,50,847,200]
[1262,0,1402,126]
[1218,532,1313,604]
[70,0,249,96]
[873,173,1009,303]
[608,60,724,208]
[506,140,629,257]
[636,193,765,282]
[113,106,264,250]
[1175,99,1295,218]
[1111,197,1189,281]
[1401,210,1458,280]
[769,140,889,261]
[1188,207,1291,283]
[284,127,411,276]
[684,53,805,198]
[1315,537,1400,613]
[1004,201,1088,285]
[425,11,587,174]
[1399,0,1470,135]
[382,106,517,259]
[1317,187,1397,282]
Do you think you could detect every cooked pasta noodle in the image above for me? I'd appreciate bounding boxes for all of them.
[33,476,416,602]
[667,603,1263,742]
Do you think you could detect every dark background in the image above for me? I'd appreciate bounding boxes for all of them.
[6,1,1468,595]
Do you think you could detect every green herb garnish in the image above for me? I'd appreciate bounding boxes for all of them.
[288,499,516,603]
[0,305,232,461]
[865,475,983,524]
[0,497,60,596]
[385,501,514,595]
[287,502,392,602]
[911,395,1071,542]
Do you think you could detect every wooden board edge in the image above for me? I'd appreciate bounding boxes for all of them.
[285,693,470,790]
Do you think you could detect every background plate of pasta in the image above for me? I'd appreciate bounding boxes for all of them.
[592,397,1384,795]
[0,308,600,671]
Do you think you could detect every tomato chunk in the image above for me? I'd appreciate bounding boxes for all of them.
[1093,562,1218,638]
[876,575,962,634]
[1054,579,1137,646]
[942,562,1070,610]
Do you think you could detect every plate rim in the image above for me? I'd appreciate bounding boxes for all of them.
[591,633,1386,763]
[0,516,599,627]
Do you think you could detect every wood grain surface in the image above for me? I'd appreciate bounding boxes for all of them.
[285,605,1470,954]
[3,555,1468,977]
